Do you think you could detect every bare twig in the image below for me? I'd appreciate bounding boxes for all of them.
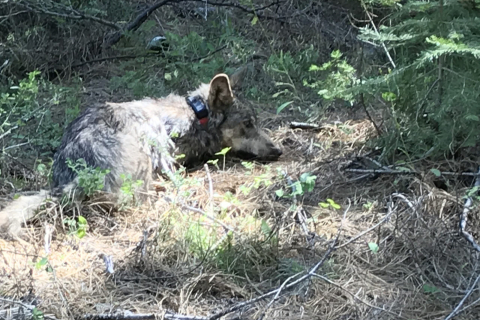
[290,122,324,131]
[181,204,236,233]
[459,166,480,252]
[359,0,396,68]
[338,197,395,249]
[204,164,214,213]
[257,272,304,320]
[358,43,382,136]
[345,168,480,177]
[444,274,480,320]
[15,0,120,29]
[104,0,180,47]
[0,125,18,140]
[83,311,208,320]
[68,44,226,70]
[0,297,58,320]
[105,0,282,47]
[205,201,350,320]
[70,54,157,69]
[189,44,227,62]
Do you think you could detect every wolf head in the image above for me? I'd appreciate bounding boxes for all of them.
[187,71,282,162]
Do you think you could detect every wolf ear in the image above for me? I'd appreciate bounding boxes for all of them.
[208,73,234,112]
[229,66,247,90]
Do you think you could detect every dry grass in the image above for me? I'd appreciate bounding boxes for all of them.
[2,113,480,320]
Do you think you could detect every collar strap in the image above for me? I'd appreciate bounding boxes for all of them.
[186,96,209,126]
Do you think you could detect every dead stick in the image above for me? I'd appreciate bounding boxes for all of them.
[444,274,480,320]
[337,197,395,249]
[204,164,214,214]
[345,168,480,177]
[290,122,323,130]
[83,311,207,320]
[459,166,480,252]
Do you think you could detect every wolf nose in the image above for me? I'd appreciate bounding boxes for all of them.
[274,147,283,156]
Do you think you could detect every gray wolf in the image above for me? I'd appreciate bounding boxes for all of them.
[0,70,282,238]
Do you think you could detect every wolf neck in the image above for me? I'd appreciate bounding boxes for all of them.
[186,95,209,127]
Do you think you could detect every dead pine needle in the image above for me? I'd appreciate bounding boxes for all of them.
[206,200,351,320]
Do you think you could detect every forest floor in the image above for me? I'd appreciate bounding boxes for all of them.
[2,73,478,320]
[1,1,480,319]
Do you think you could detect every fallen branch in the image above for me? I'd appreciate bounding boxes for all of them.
[83,311,208,320]
[459,166,480,252]
[345,168,480,177]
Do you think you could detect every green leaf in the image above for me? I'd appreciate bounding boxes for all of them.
[276,101,293,114]
[319,202,329,208]
[215,147,231,156]
[78,216,87,226]
[164,73,172,81]
[423,283,439,294]
[331,203,341,210]
[331,49,342,59]
[368,242,379,253]
[275,189,284,197]
[260,219,271,235]
[430,168,441,177]
[382,91,397,102]
[251,15,258,26]
[77,229,86,239]
[241,161,254,170]
[35,257,48,270]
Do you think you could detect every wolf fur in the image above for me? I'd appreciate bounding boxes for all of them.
[0,71,282,238]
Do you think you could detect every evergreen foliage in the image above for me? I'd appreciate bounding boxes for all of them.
[360,0,480,158]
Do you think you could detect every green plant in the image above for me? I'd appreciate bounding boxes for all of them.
[0,71,81,155]
[423,283,440,295]
[34,257,49,270]
[66,158,110,196]
[276,172,317,199]
[368,242,379,254]
[319,198,341,210]
[355,0,480,158]
[304,49,359,106]
[215,147,231,171]
[63,216,88,239]
[184,220,218,256]
[32,307,45,320]
[119,173,144,206]
[240,166,273,196]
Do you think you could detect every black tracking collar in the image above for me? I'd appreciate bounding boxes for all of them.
[186,96,209,126]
